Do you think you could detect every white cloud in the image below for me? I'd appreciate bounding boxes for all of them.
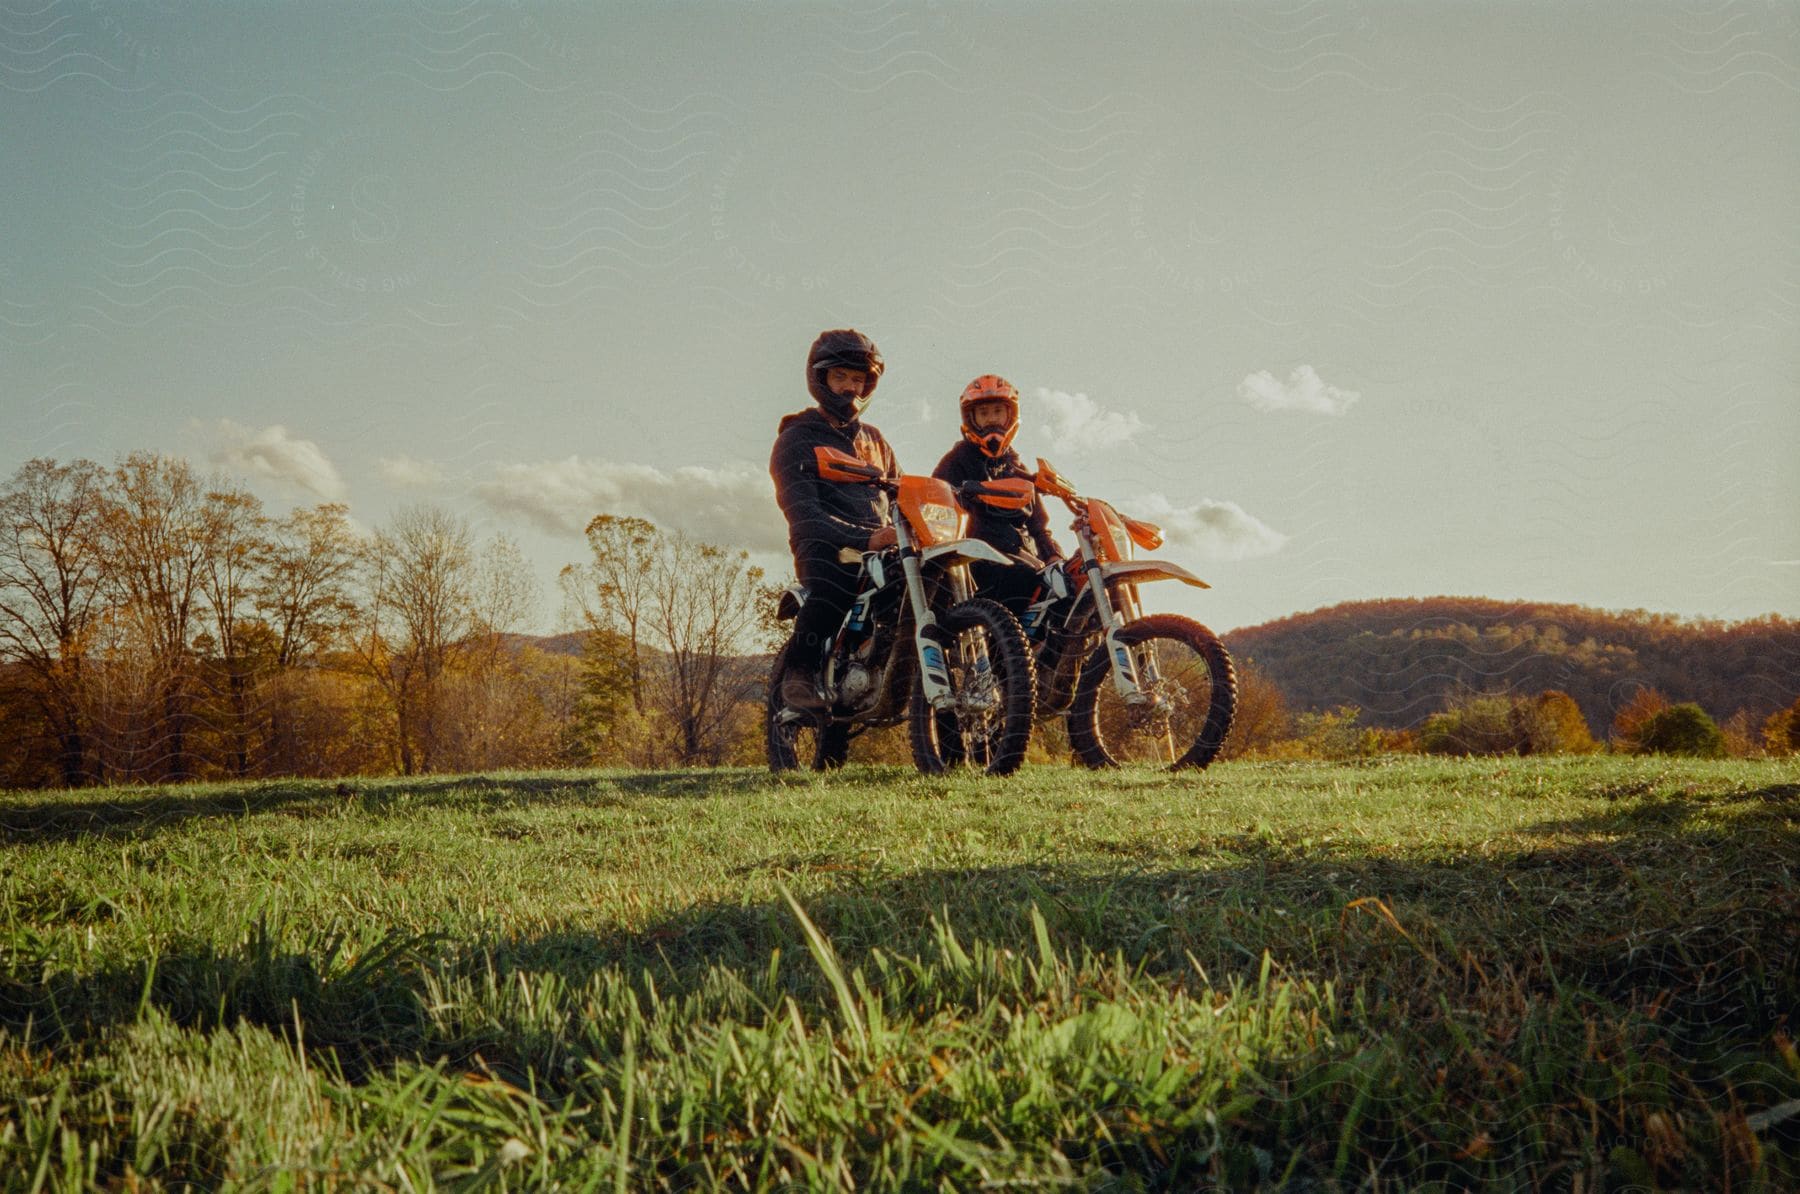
[476,457,787,552]
[1238,365,1360,415]
[378,455,446,488]
[1033,388,1147,455]
[1123,493,1287,561]
[202,419,345,500]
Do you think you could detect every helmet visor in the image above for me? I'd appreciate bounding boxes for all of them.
[968,399,1015,431]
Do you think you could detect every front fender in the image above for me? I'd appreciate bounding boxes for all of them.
[1099,559,1210,589]
[920,538,1012,569]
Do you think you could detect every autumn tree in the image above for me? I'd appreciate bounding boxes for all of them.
[564,517,765,766]
[472,535,538,641]
[1219,658,1292,760]
[194,482,270,775]
[1523,690,1597,754]
[0,458,111,786]
[646,533,765,764]
[101,452,212,782]
[1631,703,1726,757]
[254,502,362,776]
[1718,709,1760,758]
[359,504,476,774]
[560,515,661,763]
[259,503,360,669]
[1419,689,1596,756]
[439,534,545,771]
[1763,696,1800,756]
[565,515,659,714]
[556,616,645,765]
[1610,687,1670,752]
[1287,705,1370,759]
[1420,695,1520,756]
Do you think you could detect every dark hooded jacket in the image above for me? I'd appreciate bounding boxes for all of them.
[770,407,898,551]
[932,439,1062,562]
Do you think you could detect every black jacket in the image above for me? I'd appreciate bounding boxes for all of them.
[770,407,898,551]
[932,440,1062,563]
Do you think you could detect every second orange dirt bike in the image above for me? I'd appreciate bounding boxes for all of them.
[767,446,1042,776]
[1016,459,1238,770]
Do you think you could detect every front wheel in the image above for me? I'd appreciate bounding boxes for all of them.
[909,598,1035,776]
[767,638,851,772]
[1067,614,1236,771]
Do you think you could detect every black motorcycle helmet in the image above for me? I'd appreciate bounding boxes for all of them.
[806,328,884,422]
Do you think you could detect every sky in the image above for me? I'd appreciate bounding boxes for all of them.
[3,0,1797,635]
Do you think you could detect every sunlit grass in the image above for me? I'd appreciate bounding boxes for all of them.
[3,756,1797,1189]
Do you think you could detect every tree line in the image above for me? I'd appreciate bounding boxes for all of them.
[7,457,1795,789]
[0,456,770,789]
[1218,663,1800,761]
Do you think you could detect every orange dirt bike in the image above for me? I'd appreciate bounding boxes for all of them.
[1019,459,1237,770]
[767,446,1039,775]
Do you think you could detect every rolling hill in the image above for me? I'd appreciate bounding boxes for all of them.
[1223,597,1800,733]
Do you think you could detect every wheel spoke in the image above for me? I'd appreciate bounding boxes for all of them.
[912,598,1035,777]
[1070,616,1236,771]
[1099,640,1209,763]
[949,626,1001,747]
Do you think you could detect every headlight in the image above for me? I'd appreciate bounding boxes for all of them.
[1095,503,1132,560]
[921,502,961,543]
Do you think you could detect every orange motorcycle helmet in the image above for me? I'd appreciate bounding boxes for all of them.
[959,374,1020,458]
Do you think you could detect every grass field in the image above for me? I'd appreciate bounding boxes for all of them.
[2,755,1797,1191]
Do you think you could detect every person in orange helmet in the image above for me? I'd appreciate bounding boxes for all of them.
[932,374,1064,623]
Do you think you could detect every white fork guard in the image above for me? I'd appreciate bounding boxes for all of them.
[1099,559,1211,589]
[920,538,1012,568]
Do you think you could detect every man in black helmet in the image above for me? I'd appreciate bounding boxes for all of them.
[769,328,899,711]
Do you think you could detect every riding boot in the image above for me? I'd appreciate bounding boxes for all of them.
[779,660,827,712]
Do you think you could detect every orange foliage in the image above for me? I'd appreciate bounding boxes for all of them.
[1610,687,1670,750]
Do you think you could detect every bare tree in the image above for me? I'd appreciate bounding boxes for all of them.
[195,483,269,776]
[442,533,545,771]
[472,533,539,641]
[252,502,362,774]
[259,503,360,669]
[0,458,111,786]
[101,452,210,782]
[359,504,475,774]
[567,517,764,766]
[646,533,765,764]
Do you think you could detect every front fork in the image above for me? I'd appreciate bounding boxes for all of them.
[898,527,959,710]
[1081,551,1156,705]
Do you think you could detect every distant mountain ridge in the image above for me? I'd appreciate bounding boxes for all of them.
[506,631,586,659]
[1223,597,1800,732]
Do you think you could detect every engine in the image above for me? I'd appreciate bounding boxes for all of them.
[838,660,878,708]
